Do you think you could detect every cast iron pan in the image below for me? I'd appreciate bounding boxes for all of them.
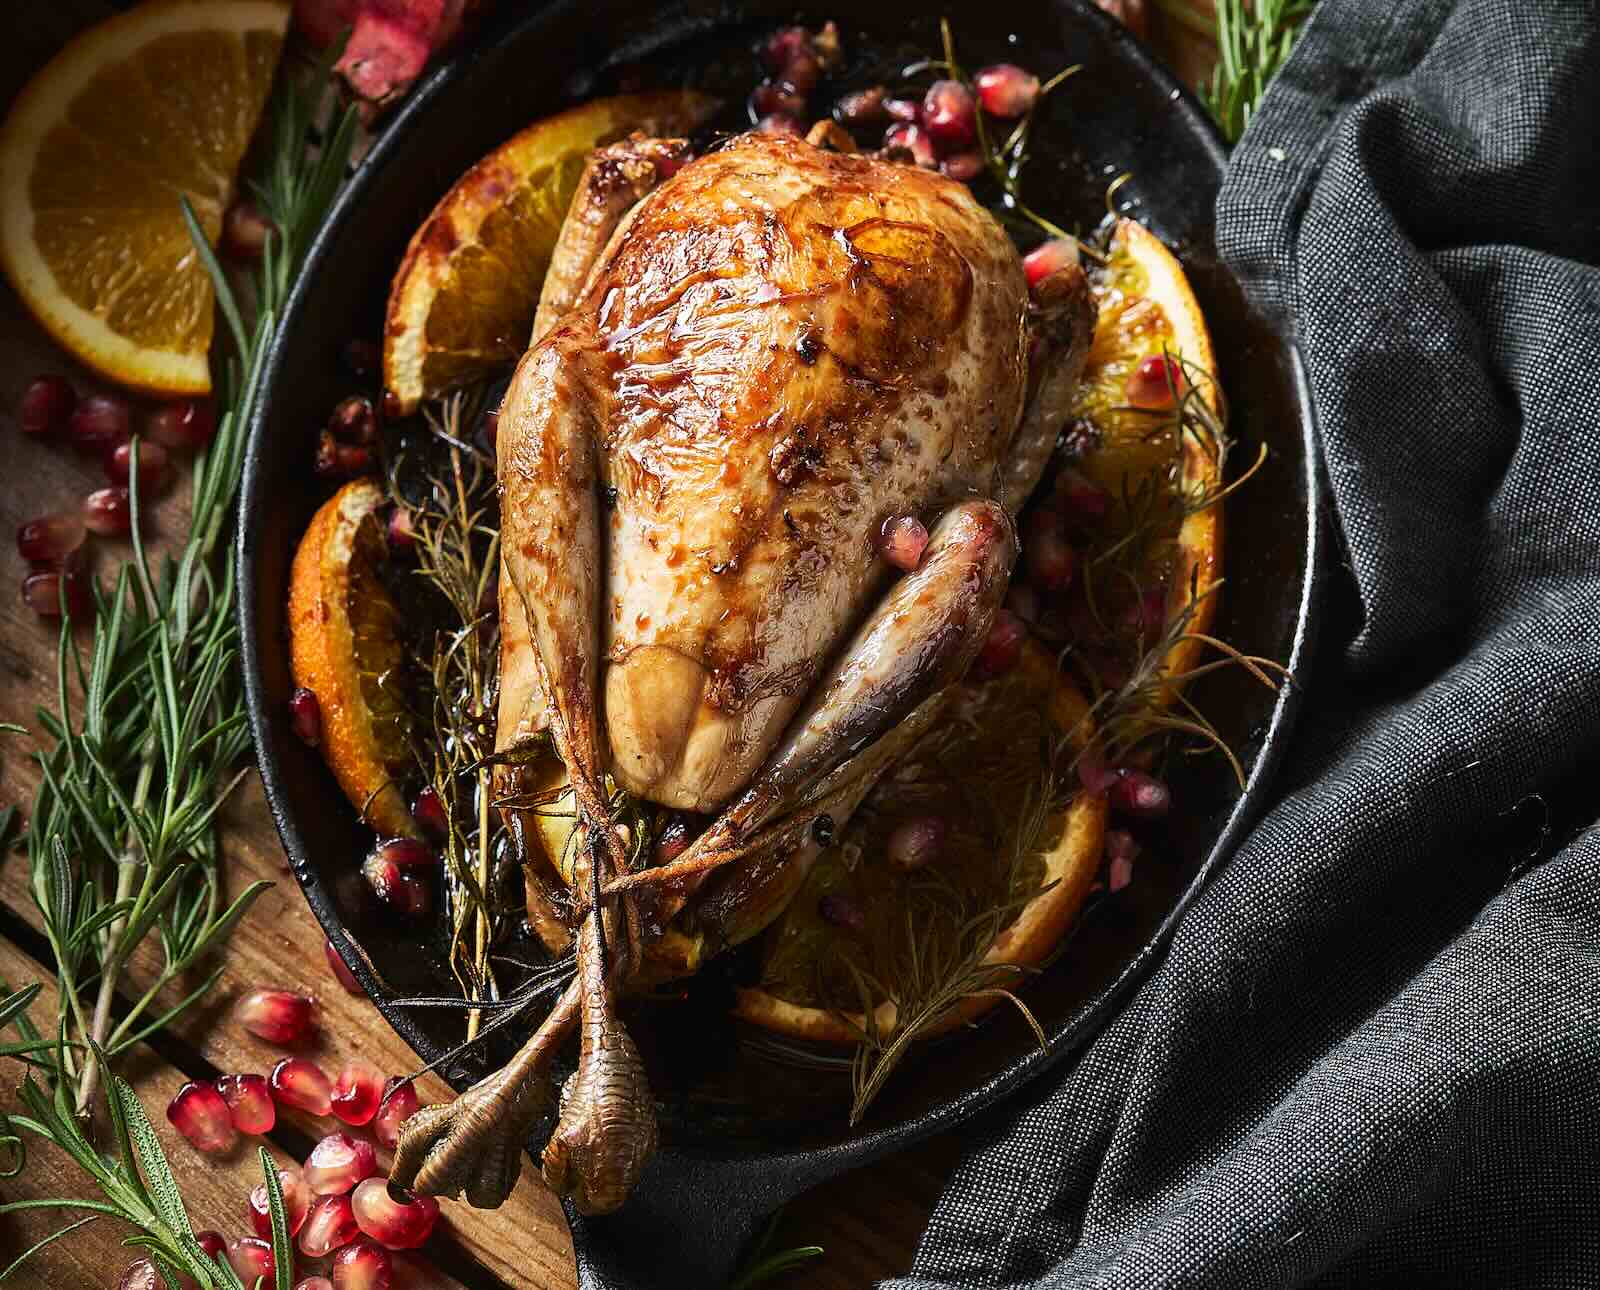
[239,1,1323,1284]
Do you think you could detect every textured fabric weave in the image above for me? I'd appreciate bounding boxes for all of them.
[888,0,1600,1285]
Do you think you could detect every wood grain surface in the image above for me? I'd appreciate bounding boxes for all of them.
[0,5,1214,1287]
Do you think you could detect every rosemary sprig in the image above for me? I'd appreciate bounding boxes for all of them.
[1202,0,1314,142]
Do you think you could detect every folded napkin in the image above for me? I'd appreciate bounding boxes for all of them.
[891,0,1600,1284]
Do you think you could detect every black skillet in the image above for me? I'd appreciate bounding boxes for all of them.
[238,1,1323,1284]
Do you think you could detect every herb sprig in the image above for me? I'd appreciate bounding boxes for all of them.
[1201,0,1314,142]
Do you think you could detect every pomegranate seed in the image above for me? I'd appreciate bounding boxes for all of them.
[756,112,803,137]
[329,395,379,445]
[16,512,85,567]
[324,938,363,994]
[315,429,373,478]
[237,988,315,1046]
[105,439,171,492]
[883,122,935,168]
[289,687,323,746]
[227,1236,275,1284]
[223,200,273,260]
[352,1178,440,1249]
[21,570,91,619]
[330,1059,385,1126]
[1025,511,1076,592]
[249,1163,312,1237]
[922,79,976,149]
[1110,769,1172,819]
[760,26,809,74]
[196,1230,226,1261]
[297,1280,336,1290]
[300,1192,360,1257]
[834,86,887,125]
[1054,467,1111,528]
[654,813,692,864]
[410,785,448,841]
[270,1056,334,1116]
[749,79,806,122]
[117,1259,159,1290]
[83,487,132,538]
[165,1081,235,1153]
[886,816,946,872]
[1005,582,1039,624]
[372,1077,419,1150]
[332,1238,392,1290]
[342,338,382,378]
[362,838,436,918]
[67,394,131,454]
[304,1130,378,1194]
[216,1072,277,1135]
[973,608,1027,679]
[146,400,216,451]
[818,891,864,931]
[1107,828,1139,891]
[386,506,415,551]
[975,63,1041,118]
[940,151,984,182]
[1077,752,1122,795]
[875,514,929,572]
[783,48,822,94]
[884,97,921,123]
[1125,353,1187,409]
[1023,238,1079,288]
[18,375,75,437]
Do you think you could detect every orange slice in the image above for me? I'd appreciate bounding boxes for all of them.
[288,479,416,839]
[383,90,717,414]
[0,1,288,394]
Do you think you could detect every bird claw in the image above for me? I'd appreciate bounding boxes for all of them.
[390,1064,551,1209]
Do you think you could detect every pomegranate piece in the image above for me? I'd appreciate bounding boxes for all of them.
[1022,238,1079,289]
[972,608,1028,680]
[1106,827,1140,891]
[386,505,416,552]
[216,1072,277,1135]
[294,0,360,47]
[304,1130,379,1194]
[21,570,91,620]
[975,63,1041,118]
[18,375,75,438]
[884,96,921,123]
[749,79,806,123]
[886,816,947,873]
[67,393,130,454]
[300,1192,360,1257]
[289,687,323,747]
[249,1163,312,1238]
[362,837,436,917]
[410,785,448,841]
[105,440,171,493]
[146,399,217,452]
[1109,769,1172,819]
[882,121,936,168]
[324,937,364,995]
[116,1259,158,1290]
[1053,467,1112,528]
[331,1059,385,1126]
[337,0,472,113]
[352,1177,441,1249]
[818,891,864,931]
[921,79,976,149]
[1125,353,1187,410]
[270,1056,334,1116]
[876,514,929,572]
[165,1081,235,1154]
[1096,0,1149,39]
[296,1279,336,1290]
[759,25,822,90]
[329,395,380,446]
[332,1238,393,1290]
[372,1077,420,1150]
[236,988,315,1046]
[16,512,85,567]
[654,813,692,864]
[82,487,132,538]
[227,1236,275,1283]
[756,112,803,137]
[1077,752,1122,796]
[834,86,887,126]
[940,151,984,182]
[196,1230,227,1261]
[315,429,374,478]
[223,200,273,260]
[1024,509,1076,592]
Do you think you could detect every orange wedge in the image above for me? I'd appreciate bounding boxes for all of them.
[0,1,288,394]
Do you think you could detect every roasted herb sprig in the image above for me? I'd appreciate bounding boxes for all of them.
[1200,0,1314,142]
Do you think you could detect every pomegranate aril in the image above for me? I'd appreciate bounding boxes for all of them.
[325,937,364,994]
[886,816,947,872]
[883,122,935,168]
[249,1163,312,1237]
[271,1056,334,1116]
[749,79,806,122]
[940,151,984,182]
[760,25,809,73]
[884,96,921,123]
[300,1192,360,1257]
[922,79,976,149]
[331,1059,385,1126]
[117,1258,159,1290]
[654,813,692,864]
[83,487,132,538]
[386,505,416,551]
[973,608,1027,679]
[105,439,171,492]
[877,514,928,572]
[147,399,216,451]
[363,837,437,917]
[372,1077,420,1150]
[1125,353,1187,409]
[227,1236,275,1283]
[289,687,323,746]
[1109,769,1172,819]
[756,112,803,137]
[16,512,85,567]
[216,1072,277,1135]
[21,570,91,619]
[1077,752,1122,796]
[834,86,886,125]
[196,1230,227,1261]
[818,891,864,931]
[1024,512,1076,592]
[165,1081,235,1153]
[1107,827,1139,892]
[1054,467,1111,528]
[411,785,448,840]
[304,1129,378,1194]
[352,1177,441,1249]
[1023,238,1079,288]
[297,1280,336,1290]
[67,394,131,454]
[237,988,315,1045]
[19,375,75,437]
[330,395,379,445]
[315,429,374,478]
[223,200,273,260]
[975,63,1041,118]
[332,1238,392,1290]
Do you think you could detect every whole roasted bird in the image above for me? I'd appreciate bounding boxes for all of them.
[391,124,1094,1214]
